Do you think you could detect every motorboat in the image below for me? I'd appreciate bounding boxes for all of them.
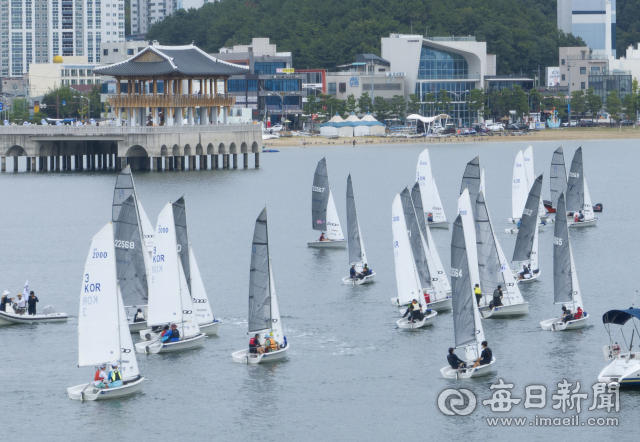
[598,308,640,388]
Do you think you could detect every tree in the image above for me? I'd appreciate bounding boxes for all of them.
[569,90,585,118]
[357,92,372,114]
[41,85,81,119]
[424,93,436,116]
[345,94,357,114]
[407,94,420,115]
[467,88,485,123]
[529,88,544,113]
[605,90,623,122]
[512,85,529,120]
[390,95,406,119]
[437,89,452,114]
[584,87,602,119]
[374,97,390,122]
[9,98,30,123]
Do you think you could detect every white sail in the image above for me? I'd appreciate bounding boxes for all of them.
[494,228,525,306]
[268,260,284,341]
[431,177,446,223]
[178,258,201,338]
[531,214,540,270]
[392,194,422,305]
[512,150,528,220]
[569,247,584,310]
[480,168,486,196]
[422,233,447,302]
[137,200,155,254]
[189,244,214,326]
[147,203,182,327]
[457,189,480,289]
[583,175,595,221]
[116,285,140,379]
[325,190,345,241]
[523,145,535,189]
[78,223,135,375]
[425,224,451,293]
[416,148,447,223]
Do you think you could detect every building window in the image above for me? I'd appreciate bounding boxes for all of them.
[261,79,300,92]
[247,79,257,91]
[126,48,133,55]
[254,61,286,75]
[71,79,76,84]
[227,79,246,92]
[561,74,565,81]
[591,67,600,73]
[338,82,346,93]
[580,67,586,75]
[561,59,565,66]
[328,82,336,95]
[581,82,585,89]
[103,48,107,55]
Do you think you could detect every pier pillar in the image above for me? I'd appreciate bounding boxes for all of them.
[233,153,238,169]
[97,154,102,169]
[176,156,182,171]
[61,156,66,171]
[55,156,60,171]
[1,156,4,172]
[49,156,54,171]
[214,154,219,169]
[223,154,229,169]
[31,157,36,172]
[26,157,30,171]
[200,155,206,170]
[102,154,107,170]
[91,155,96,170]
[164,157,170,171]
[189,156,195,170]
[79,155,85,171]
[38,157,43,171]
[255,152,260,168]
[13,156,18,172]
[244,153,248,169]
[108,154,113,169]
[155,157,161,171]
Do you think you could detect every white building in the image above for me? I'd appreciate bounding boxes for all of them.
[2,0,125,78]
[130,0,215,36]
[557,0,615,58]
[381,34,496,126]
[29,55,99,96]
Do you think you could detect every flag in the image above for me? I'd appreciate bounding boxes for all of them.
[23,279,28,296]
[500,262,509,273]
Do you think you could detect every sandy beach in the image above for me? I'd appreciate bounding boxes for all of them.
[262,126,640,148]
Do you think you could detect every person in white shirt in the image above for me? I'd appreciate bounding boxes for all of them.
[94,365,108,389]
[13,294,27,315]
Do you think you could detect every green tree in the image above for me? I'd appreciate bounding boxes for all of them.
[512,85,529,120]
[390,95,406,119]
[606,90,623,122]
[358,92,372,114]
[407,93,420,115]
[437,89,452,114]
[529,88,543,112]
[374,97,390,122]
[41,85,81,119]
[345,94,357,114]
[10,98,30,123]
[570,90,585,118]
[467,88,485,123]
[584,87,602,119]
[424,92,436,116]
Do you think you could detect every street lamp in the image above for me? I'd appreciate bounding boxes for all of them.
[74,95,91,120]
[267,91,297,130]
[447,90,469,125]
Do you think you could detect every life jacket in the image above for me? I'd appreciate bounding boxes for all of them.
[94,370,101,381]
[171,329,180,339]
[109,370,122,382]
[423,292,431,304]
[474,287,482,296]
[410,302,420,311]
[265,338,278,350]
[574,309,583,319]
[249,337,258,347]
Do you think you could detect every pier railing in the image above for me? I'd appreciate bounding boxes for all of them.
[0,124,261,135]
[107,93,236,109]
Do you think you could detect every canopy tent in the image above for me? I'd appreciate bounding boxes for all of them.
[406,114,450,124]
[320,112,344,136]
[602,308,640,325]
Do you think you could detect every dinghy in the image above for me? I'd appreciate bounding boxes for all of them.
[544,147,567,213]
[411,183,452,297]
[474,191,529,318]
[440,213,495,379]
[112,166,150,332]
[569,175,598,228]
[460,156,481,218]
[67,223,145,401]
[0,304,67,325]
[598,308,640,387]
[391,193,438,329]
[135,202,205,353]
[540,193,589,331]
[416,148,448,228]
[342,175,375,285]
[511,174,543,283]
[308,157,346,248]
[232,208,289,363]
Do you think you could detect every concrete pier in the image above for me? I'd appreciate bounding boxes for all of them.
[233,153,238,169]
[214,155,219,169]
[255,152,259,168]
[223,154,229,169]
[244,153,248,169]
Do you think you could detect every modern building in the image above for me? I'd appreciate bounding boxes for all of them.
[29,54,99,96]
[558,46,608,94]
[100,40,147,64]
[1,0,125,78]
[325,53,404,106]
[609,43,640,84]
[381,33,496,126]
[211,37,305,125]
[557,0,616,58]
[130,0,215,36]
[484,75,534,93]
[588,69,632,101]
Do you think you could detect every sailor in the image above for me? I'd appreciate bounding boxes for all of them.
[574,212,580,223]
[264,333,279,353]
[579,210,585,221]
[107,363,123,388]
[94,365,108,389]
[519,264,530,280]
[403,299,424,323]
[561,306,574,323]
[350,265,357,279]
[249,333,264,355]
[158,324,170,340]
[489,285,503,309]
[447,348,466,370]
[474,284,482,306]
[27,291,39,316]
[319,232,327,241]
[13,294,27,315]
[574,306,584,320]
[0,291,9,312]
[427,213,434,223]
[361,264,371,277]
[516,219,521,230]
[133,308,146,323]
[472,341,492,368]
[168,323,180,342]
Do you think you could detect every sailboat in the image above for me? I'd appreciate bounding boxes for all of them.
[232,207,289,363]
[511,174,543,283]
[391,193,438,329]
[411,182,452,297]
[416,148,448,228]
[112,166,151,332]
[342,175,375,284]
[440,212,495,379]
[460,156,481,218]
[523,146,549,223]
[569,174,598,228]
[474,191,529,318]
[308,157,346,248]
[544,147,567,213]
[134,202,205,353]
[566,147,584,216]
[509,146,548,224]
[598,308,640,387]
[540,192,589,331]
[67,223,145,401]
[136,202,155,254]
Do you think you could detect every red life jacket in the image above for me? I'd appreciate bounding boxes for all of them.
[574,308,583,319]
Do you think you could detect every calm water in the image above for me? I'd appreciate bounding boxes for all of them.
[1,140,637,441]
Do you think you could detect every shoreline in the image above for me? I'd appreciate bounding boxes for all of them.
[262,127,640,148]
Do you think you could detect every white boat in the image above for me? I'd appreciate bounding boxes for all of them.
[308,157,347,248]
[232,208,289,364]
[598,308,640,387]
[473,190,529,319]
[135,202,205,354]
[342,174,376,285]
[569,175,598,228]
[440,211,496,379]
[411,182,452,300]
[0,305,67,325]
[67,223,145,401]
[390,193,438,330]
[540,192,589,331]
[112,166,151,332]
[396,310,438,329]
[511,174,543,284]
[416,148,448,228]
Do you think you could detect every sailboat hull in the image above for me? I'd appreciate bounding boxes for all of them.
[0,310,67,325]
[514,271,541,283]
[540,314,589,331]
[427,297,452,312]
[232,346,288,364]
[440,358,496,379]
[569,218,598,228]
[480,302,529,319]
[135,333,205,354]
[427,221,449,229]
[396,311,437,329]
[307,240,347,248]
[342,272,376,285]
[128,320,148,333]
[198,320,220,336]
[67,376,146,401]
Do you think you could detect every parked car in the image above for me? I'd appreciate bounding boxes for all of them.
[561,120,578,127]
[508,123,528,131]
[486,122,505,132]
[579,120,597,127]
[620,119,634,126]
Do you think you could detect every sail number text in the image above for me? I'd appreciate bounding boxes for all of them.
[451,268,463,278]
[312,186,325,193]
[553,237,563,246]
[114,240,135,249]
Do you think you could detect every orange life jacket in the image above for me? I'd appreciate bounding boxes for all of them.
[265,338,278,350]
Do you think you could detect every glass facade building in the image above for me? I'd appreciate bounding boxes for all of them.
[588,71,632,101]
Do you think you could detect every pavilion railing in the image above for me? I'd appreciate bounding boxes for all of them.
[0,124,260,134]
[107,93,236,108]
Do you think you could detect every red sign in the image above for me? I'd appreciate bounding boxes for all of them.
[312,114,318,120]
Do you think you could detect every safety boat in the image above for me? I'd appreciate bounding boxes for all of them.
[232,208,289,364]
[0,305,67,325]
[67,223,145,401]
[598,308,640,388]
[342,174,375,285]
[308,157,347,248]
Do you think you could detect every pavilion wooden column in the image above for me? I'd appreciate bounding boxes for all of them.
[116,78,122,126]
[127,79,133,126]
[222,78,228,124]
[166,77,173,126]
[200,77,208,125]
[188,79,194,125]
[153,78,159,125]
[212,76,218,124]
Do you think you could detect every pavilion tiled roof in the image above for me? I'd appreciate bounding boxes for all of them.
[95,44,249,77]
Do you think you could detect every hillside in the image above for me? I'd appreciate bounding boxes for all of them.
[146,0,585,75]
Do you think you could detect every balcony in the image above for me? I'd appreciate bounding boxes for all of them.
[107,93,236,109]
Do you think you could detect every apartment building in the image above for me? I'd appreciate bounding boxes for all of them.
[130,0,212,36]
